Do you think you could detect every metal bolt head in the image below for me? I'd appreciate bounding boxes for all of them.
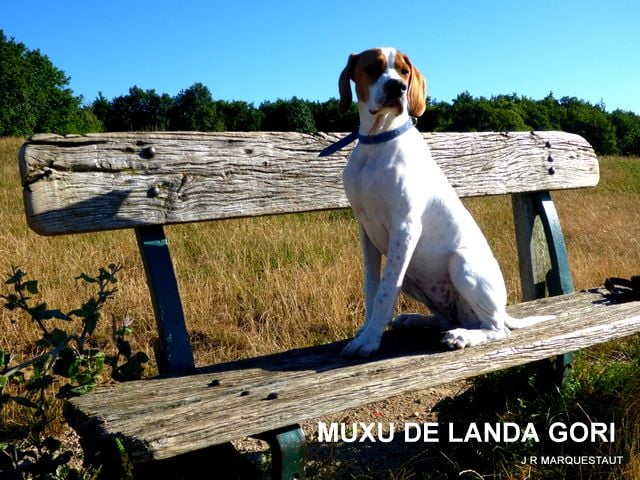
[548,166,556,175]
[148,185,161,197]
[142,146,156,159]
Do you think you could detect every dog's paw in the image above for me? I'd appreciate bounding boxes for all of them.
[341,328,382,358]
[441,328,484,349]
[441,327,510,349]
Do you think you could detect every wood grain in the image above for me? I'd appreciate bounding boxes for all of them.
[65,290,640,462]
[20,131,598,235]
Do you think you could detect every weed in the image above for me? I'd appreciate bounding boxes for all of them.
[0,265,147,479]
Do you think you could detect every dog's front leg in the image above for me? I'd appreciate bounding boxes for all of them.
[358,223,381,327]
[342,220,422,357]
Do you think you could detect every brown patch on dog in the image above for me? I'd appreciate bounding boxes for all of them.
[338,53,359,114]
[398,52,427,117]
[339,49,389,114]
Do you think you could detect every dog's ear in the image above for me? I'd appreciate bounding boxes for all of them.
[405,56,427,117]
[338,53,359,115]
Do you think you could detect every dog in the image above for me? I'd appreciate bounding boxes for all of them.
[337,47,552,357]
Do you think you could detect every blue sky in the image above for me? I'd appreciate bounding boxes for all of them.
[3,0,639,114]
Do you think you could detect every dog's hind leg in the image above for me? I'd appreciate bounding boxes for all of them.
[391,278,454,330]
[392,313,451,329]
[442,248,511,349]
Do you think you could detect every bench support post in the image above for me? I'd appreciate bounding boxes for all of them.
[255,425,306,480]
[135,225,195,374]
[512,191,575,384]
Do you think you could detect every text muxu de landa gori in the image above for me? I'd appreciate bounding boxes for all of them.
[317,422,615,443]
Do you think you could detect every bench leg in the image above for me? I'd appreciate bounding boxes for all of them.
[255,424,306,480]
[513,191,575,388]
[554,352,573,385]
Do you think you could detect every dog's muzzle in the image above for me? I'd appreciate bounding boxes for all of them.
[384,79,407,99]
[371,78,406,113]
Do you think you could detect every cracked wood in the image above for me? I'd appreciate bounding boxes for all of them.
[20,131,598,235]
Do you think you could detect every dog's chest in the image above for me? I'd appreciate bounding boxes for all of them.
[342,137,433,253]
[342,144,401,226]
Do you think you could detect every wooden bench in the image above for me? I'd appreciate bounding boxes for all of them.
[19,130,640,479]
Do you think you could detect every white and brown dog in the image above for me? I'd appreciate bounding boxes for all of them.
[337,47,551,357]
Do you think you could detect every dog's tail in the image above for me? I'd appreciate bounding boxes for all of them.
[504,314,555,330]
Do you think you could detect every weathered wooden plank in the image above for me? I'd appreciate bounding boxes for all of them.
[65,291,640,462]
[20,131,598,235]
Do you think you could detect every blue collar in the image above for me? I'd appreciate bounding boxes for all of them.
[318,119,415,157]
[358,119,415,145]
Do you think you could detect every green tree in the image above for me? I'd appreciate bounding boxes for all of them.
[103,86,173,131]
[170,82,223,131]
[68,107,103,134]
[560,97,618,155]
[260,97,316,133]
[418,98,452,132]
[307,99,358,132]
[519,94,560,130]
[447,92,527,132]
[490,94,529,131]
[215,100,263,131]
[610,109,640,156]
[90,92,111,124]
[0,30,84,136]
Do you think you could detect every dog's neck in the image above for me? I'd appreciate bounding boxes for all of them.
[358,103,410,137]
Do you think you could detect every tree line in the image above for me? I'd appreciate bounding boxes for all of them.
[2,30,639,156]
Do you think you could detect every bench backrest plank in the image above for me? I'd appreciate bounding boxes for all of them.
[20,131,598,236]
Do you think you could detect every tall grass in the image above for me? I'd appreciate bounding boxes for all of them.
[2,137,639,477]
[2,138,640,367]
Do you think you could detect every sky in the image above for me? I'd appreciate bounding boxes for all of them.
[2,0,639,114]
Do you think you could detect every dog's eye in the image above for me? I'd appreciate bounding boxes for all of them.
[400,68,410,76]
[364,63,383,77]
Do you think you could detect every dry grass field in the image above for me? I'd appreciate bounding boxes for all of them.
[1,136,640,478]
[2,137,639,368]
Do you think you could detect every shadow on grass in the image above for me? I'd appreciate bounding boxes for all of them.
[303,351,638,480]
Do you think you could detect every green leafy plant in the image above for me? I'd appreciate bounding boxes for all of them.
[0,265,148,479]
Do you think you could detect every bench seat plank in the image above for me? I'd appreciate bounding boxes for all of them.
[21,131,598,235]
[64,290,640,463]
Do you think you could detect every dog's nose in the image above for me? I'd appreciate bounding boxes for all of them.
[385,79,407,99]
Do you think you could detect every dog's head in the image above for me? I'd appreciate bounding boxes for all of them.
[338,47,426,118]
